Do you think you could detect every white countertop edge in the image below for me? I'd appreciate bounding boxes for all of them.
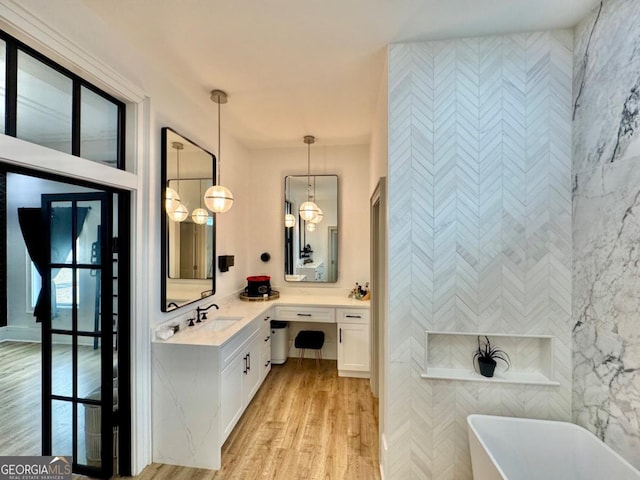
[153,292,370,347]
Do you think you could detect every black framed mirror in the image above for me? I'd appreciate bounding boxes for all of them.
[161,127,216,311]
[284,174,338,283]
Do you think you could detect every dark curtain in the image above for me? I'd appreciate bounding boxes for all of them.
[18,206,90,322]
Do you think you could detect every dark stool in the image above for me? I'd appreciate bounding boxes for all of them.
[294,330,325,367]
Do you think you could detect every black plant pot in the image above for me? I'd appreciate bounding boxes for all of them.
[478,357,497,378]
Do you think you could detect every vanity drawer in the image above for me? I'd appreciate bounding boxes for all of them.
[274,306,335,323]
[336,308,369,324]
[220,317,261,369]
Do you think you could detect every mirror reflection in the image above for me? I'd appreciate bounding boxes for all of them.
[161,127,216,311]
[284,175,338,283]
[166,179,214,279]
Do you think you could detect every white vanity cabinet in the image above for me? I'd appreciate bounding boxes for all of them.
[152,298,367,471]
[337,308,370,377]
[220,310,272,441]
[220,350,244,441]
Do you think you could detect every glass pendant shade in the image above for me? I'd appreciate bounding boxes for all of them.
[204,184,234,213]
[310,208,323,224]
[306,222,316,232]
[299,201,320,221]
[170,203,189,222]
[191,208,209,225]
[285,213,296,228]
[165,187,181,213]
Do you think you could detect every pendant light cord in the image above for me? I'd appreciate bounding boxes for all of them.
[307,141,311,200]
[217,99,222,185]
[176,144,180,195]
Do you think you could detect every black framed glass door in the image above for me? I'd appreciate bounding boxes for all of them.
[41,192,114,479]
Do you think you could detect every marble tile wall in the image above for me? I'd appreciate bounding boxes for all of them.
[572,0,640,468]
[387,31,573,479]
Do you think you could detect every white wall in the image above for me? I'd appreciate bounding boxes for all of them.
[386,32,574,479]
[369,54,388,195]
[247,144,370,291]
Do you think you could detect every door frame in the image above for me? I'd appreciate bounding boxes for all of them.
[1,164,132,477]
[327,226,338,282]
[370,177,387,472]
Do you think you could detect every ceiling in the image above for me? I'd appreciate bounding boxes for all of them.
[81,0,599,148]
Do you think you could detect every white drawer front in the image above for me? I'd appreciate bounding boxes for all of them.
[274,306,335,323]
[336,308,369,324]
[220,318,260,369]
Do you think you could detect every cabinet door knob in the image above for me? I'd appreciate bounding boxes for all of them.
[264,360,271,367]
[264,336,270,342]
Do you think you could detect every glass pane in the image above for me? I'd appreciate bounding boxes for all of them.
[0,39,5,133]
[50,203,73,264]
[77,269,100,334]
[78,341,101,399]
[76,200,102,265]
[17,51,72,153]
[52,399,73,457]
[51,335,73,398]
[81,86,119,166]
[52,268,73,330]
[80,401,102,468]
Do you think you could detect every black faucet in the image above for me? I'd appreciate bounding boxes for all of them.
[196,303,219,322]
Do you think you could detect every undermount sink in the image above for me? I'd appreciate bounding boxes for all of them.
[203,316,243,331]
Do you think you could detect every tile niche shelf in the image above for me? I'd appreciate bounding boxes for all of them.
[421,331,560,387]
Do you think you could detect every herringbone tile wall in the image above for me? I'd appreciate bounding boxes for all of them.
[387,31,573,479]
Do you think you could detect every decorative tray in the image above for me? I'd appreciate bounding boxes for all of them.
[239,290,280,302]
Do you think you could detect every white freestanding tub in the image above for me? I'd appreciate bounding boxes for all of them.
[467,414,640,480]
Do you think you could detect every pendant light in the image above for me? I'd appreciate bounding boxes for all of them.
[310,209,323,224]
[165,187,180,214]
[171,203,189,222]
[299,135,320,221]
[285,214,296,228]
[191,180,209,225]
[168,142,189,222]
[204,90,234,214]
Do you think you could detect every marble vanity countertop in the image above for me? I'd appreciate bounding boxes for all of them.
[154,293,369,347]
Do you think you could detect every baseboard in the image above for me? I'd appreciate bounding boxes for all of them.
[0,326,94,346]
[1,325,41,343]
[338,370,370,379]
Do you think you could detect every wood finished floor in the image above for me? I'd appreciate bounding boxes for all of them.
[0,341,105,464]
[115,359,380,480]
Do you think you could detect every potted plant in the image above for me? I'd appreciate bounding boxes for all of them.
[472,336,511,378]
